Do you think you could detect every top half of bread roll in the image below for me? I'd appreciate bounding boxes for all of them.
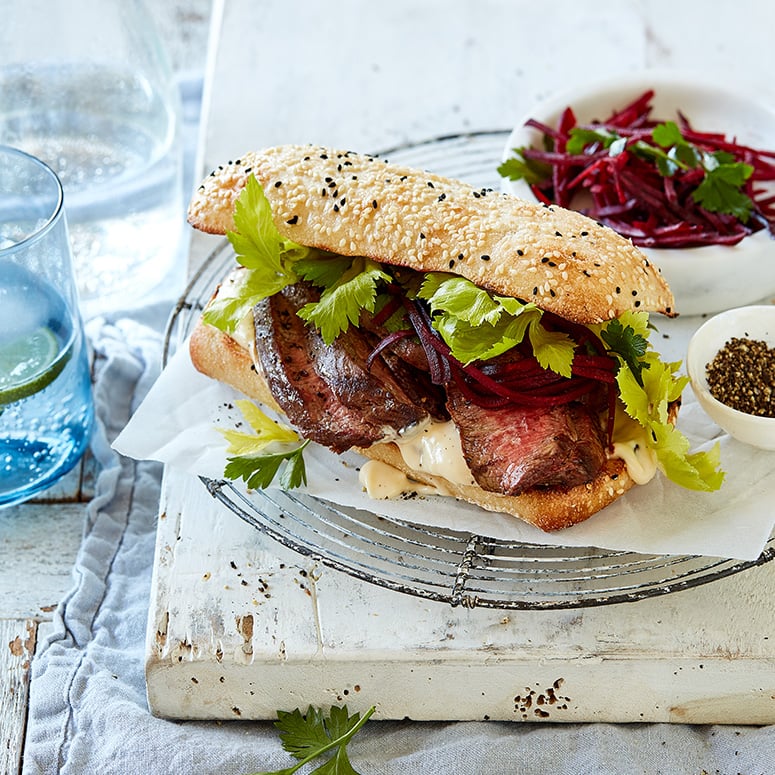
[188,144,675,325]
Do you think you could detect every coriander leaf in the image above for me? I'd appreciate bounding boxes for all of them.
[496,150,550,185]
[310,748,358,775]
[693,161,754,221]
[296,257,392,344]
[566,127,621,155]
[224,443,309,490]
[279,444,309,489]
[651,120,684,148]
[277,706,331,760]
[219,400,309,490]
[247,705,376,775]
[600,313,651,385]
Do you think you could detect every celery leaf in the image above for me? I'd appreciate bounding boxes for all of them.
[296,257,392,344]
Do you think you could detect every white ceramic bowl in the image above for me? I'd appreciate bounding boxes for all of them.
[686,305,775,449]
[501,72,775,317]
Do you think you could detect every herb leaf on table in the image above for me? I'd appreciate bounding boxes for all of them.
[246,705,376,775]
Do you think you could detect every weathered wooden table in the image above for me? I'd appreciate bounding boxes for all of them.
[0,5,213,772]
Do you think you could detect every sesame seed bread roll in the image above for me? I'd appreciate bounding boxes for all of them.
[188,145,675,323]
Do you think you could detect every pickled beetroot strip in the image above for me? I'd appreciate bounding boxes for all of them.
[523,90,775,247]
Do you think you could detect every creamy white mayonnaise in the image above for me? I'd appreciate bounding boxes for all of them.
[609,409,658,485]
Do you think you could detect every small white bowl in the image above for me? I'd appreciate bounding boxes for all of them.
[501,72,775,317]
[686,305,775,449]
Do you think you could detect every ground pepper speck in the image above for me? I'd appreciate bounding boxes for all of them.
[705,337,775,417]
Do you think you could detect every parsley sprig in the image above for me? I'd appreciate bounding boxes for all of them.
[565,120,755,221]
[246,704,376,775]
[599,313,651,386]
[220,400,310,490]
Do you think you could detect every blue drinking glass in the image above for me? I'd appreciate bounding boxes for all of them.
[0,145,94,507]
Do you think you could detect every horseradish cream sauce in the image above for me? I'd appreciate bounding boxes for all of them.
[360,410,659,499]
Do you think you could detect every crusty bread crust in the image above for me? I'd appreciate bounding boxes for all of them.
[188,145,675,325]
[189,315,639,532]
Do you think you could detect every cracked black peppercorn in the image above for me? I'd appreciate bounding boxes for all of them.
[705,337,775,417]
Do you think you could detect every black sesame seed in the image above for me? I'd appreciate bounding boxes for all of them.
[581,230,589,236]
[372,200,378,209]
[634,300,641,307]
[517,249,524,256]
[449,260,455,268]
[458,253,464,260]
[274,180,282,188]
[582,270,591,277]
[244,167,252,173]
[324,176,333,183]
[473,191,481,198]
[320,154,328,159]
[532,286,538,295]
[541,256,549,264]
[632,289,638,296]
[438,193,446,202]
[328,181,337,188]
[481,254,490,261]
[322,188,327,197]
[548,261,556,267]
[615,286,621,294]
[550,288,556,297]
[304,156,310,161]
[333,204,339,212]
[420,233,426,240]
[555,231,562,237]
[427,181,435,188]
[286,215,299,225]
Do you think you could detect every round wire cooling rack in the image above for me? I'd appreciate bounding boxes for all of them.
[165,130,775,610]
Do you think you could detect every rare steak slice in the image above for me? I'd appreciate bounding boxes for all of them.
[446,385,607,494]
[253,282,430,452]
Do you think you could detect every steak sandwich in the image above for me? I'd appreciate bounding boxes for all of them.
[187,144,723,531]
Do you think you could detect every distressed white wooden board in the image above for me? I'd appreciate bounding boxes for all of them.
[146,467,775,723]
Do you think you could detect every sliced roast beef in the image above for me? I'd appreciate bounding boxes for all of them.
[446,384,607,495]
[253,282,431,452]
